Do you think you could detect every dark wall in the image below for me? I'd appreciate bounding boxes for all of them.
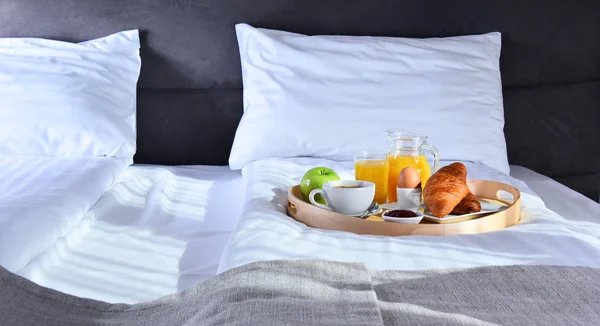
[0,0,598,200]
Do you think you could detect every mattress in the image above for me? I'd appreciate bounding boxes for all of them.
[217,157,600,274]
[16,163,244,304]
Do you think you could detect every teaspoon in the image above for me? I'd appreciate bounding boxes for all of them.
[359,202,380,219]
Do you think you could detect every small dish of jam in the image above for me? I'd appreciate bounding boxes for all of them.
[382,209,423,224]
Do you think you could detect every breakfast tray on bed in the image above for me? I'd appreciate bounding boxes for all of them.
[287,180,521,236]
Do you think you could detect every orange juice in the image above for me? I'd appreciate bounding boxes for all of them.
[387,154,431,202]
[355,159,389,204]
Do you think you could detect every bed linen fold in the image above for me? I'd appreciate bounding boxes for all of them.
[2,259,600,325]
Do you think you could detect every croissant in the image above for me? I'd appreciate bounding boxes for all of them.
[423,163,469,217]
[451,192,481,215]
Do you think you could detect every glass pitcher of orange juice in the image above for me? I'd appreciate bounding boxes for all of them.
[387,129,440,203]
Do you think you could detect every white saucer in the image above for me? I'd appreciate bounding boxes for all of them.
[381,202,420,211]
[346,207,383,217]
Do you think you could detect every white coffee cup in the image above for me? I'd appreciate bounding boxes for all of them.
[309,180,375,215]
[397,187,422,209]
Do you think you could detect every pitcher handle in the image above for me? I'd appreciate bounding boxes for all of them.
[422,144,440,173]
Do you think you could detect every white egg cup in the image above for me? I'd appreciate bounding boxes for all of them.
[396,187,422,210]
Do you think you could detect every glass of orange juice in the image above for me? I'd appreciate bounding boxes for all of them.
[354,150,389,204]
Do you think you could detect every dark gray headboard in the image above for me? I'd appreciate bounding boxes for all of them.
[1,0,598,200]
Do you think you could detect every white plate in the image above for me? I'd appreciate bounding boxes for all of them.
[381,202,423,211]
[422,199,506,221]
[382,200,506,221]
[381,202,406,210]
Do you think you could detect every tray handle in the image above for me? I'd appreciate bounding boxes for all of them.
[496,190,515,204]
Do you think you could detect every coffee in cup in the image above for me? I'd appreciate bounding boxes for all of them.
[309,180,375,215]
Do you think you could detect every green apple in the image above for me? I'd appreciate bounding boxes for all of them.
[300,167,340,204]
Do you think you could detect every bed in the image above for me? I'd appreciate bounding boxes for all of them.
[1,0,600,324]
[1,159,595,304]
[1,158,595,305]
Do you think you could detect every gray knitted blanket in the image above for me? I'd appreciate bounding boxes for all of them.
[1,260,599,325]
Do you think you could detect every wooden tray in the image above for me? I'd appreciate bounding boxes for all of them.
[287,179,521,236]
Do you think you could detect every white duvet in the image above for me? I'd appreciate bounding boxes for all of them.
[218,158,600,273]
[0,156,130,272]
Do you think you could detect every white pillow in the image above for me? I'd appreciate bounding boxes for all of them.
[230,24,510,174]
[0,30,141,158]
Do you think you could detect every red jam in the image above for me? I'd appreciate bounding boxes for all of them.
[385,210,418,218]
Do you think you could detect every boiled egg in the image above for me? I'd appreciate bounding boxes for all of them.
[397,166,421,189]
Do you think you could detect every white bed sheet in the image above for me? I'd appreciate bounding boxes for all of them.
[510,165,600,223]
[17,164,244,304]
[218,158,600,275]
